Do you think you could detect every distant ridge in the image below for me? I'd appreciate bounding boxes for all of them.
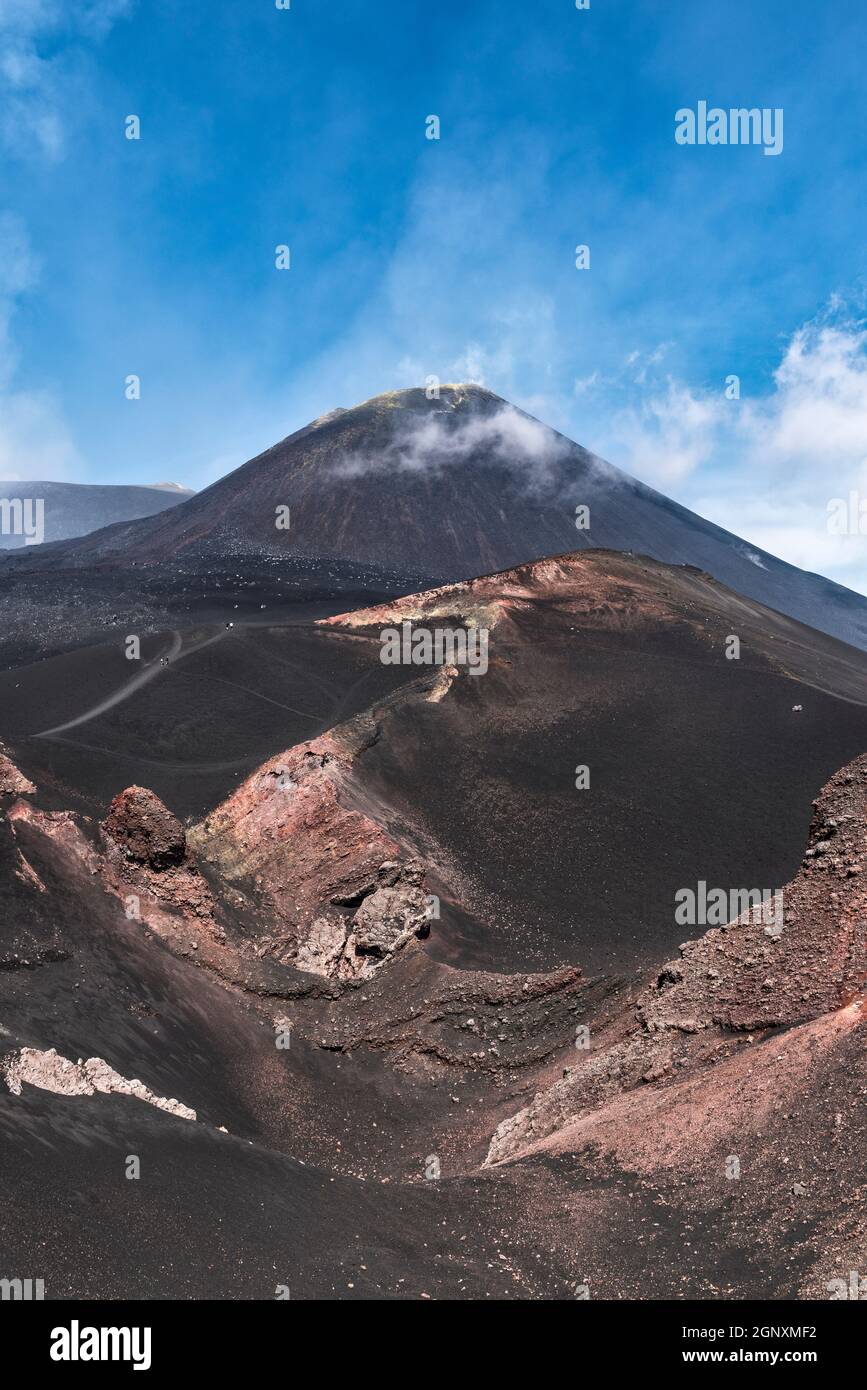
[0,479,193,549]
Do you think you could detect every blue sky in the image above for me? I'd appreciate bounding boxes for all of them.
[4,0,867,588]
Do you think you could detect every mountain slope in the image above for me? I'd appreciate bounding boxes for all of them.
[0,479,193,548]
[313,549,867,974]
[7,546,867,977]
[2,557,866,1299]
[12,383,867,653]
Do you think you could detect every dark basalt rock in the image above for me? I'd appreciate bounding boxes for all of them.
[103,785,186,870]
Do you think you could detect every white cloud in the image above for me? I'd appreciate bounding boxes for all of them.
[623,342,671,385]
[0,7,132,480]
[332,401,569,495]
[605,309,867,593]
[449,343,488,385]
[0,390,82,481]
[0,214,79,481]
[0,0,132,160]
[610,378,725,485]
[573,370,601,396]
[746,323,867,466]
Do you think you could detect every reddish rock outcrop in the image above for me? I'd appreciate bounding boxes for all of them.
[8,794,223,956]
[0,745,35,797]
[487,754,867,1165]
[189,734,433,978]
[103,786,186,870]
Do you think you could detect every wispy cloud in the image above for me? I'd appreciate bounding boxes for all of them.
[0,213,81,481]
[749,320,867,466]
[599,303,867,594]
[332,399,570,496]
[0,1,132,159]
[0,390,83,481]
[609,378,725,485]
[0,0,133,479]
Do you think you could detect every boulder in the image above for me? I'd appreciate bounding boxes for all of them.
[103,786,186,870]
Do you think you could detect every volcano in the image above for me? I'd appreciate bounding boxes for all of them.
[3,389,867,1307]
[9,384,867,656]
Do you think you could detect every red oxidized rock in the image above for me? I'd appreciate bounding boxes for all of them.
[103,786,186,870]
[0,746,35,797]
